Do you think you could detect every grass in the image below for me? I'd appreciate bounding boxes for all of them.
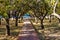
[0,24,22,40]
[0,18,60,40]
[32,18,60,40]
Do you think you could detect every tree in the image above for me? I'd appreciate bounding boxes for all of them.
[48,0,60,22]
[0,0,16,36]
[12,0,25,26]
[32,0,50,29]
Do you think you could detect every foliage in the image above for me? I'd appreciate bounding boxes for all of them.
[31,0,50,20]
[56,1,60,14]
[0,0,60,17]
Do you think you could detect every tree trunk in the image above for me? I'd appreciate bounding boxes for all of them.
[19,17,21,23]
[40,19,44,29]
[30,20,45,40]
[0,18,1,25]
[58,19,60,23]
[59,19,60,23]
[15,17,18,26]
[6,18,10,36]
[49,15,51,22]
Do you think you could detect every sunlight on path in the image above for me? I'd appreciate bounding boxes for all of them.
[17,21,40,40]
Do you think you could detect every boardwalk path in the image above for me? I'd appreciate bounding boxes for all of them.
[17,23,40,40]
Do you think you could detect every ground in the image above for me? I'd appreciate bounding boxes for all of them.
[0,18,60,40]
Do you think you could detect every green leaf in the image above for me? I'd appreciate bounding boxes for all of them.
[3,13,8,18]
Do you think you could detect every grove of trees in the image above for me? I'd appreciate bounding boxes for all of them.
[0,0,60,36]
